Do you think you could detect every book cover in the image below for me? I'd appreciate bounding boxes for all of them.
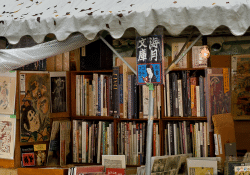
[55,54,63,71]
[50,72,67,113]
[19,71,50,142]
[206,68,231,132]
[62,52,70,71]
[0,115,16,159]
[0,71,16,115]
[20,145,35,167]
[34,144,46,166]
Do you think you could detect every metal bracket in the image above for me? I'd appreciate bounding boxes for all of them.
[100,36,137,75]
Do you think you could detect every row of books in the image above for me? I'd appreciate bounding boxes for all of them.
[117,121,160,165]
[76,74,113,117]
[164,121,209,157]
[165,70,206,117]
[72,120,114,163]
[113,64,162,119]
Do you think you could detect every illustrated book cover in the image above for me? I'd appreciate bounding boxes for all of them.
[0,114,16,159]
[231,55,250,120]
[19,71,50,142]
[34,144,47,166]
[50,72,67,113]
[0,71,17,115]
[205,68,231,132]
[20,145,35,167]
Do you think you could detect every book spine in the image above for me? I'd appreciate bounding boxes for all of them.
[187,71,192,117]
[76,75,80,116]
[81,75,85,116]
[143,85,149,119]
[166,73,171,117]
[182,71,188,117]
[157,85,161,119]
[119,73,123,118]
[82,121,86,163]
[72,120,77,162]
[178,79,183,117]
[128,75,132,119]
[112,67,119,118]
[133,76,138,119]
[100,75,104,116]
[191,77,198,116]
[98,76,101,116]
[123,63,128,119]
[199,76,205,117]
[173,123,177,155]
[170,73,175,116]
[196,86,200,117]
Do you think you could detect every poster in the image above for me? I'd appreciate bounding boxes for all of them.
[136,35,164,85]
[231,55,250,119]
[0,71,16,115]
[20,71,50,142]
[0,115,16,159]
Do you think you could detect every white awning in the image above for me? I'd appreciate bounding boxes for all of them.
[1,0,250,44]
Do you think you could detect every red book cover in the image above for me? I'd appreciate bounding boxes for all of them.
[22,152,35,167]
[190,76,198,116]
[106,168,125,175]
[75,165,104,175]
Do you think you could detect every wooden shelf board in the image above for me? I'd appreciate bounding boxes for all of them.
[71,70,113,73]
[71,116,114,120]
[165,68,206,71]
[162,117,207,121]
[117,118,160,121]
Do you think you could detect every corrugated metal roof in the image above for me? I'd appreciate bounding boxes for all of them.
[1,0,250,44]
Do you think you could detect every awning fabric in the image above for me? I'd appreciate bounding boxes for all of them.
[1,0,250,45]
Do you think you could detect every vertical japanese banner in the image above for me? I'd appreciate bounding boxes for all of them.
[136,35,164,85]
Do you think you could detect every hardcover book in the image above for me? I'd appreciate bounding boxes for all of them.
[19,71,50,142]
[34,144,46,166]
[20,145,35,167]
[106,168,125,175]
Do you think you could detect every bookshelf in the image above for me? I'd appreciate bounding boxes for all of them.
[0,54,233,172]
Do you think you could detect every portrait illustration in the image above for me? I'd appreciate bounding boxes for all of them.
[20,72,50,142]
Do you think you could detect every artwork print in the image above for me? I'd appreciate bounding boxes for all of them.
[0,76,16,114]
[51,77,66,113]
[0,116,16,159]
[137,63,161,84]
[20,72,50,142]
